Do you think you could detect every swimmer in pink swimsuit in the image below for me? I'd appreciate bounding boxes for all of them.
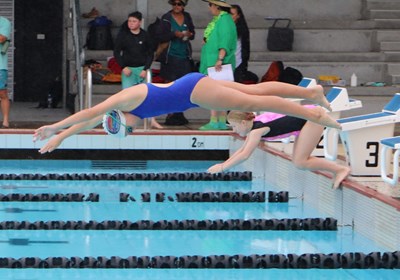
[207,110,351,190]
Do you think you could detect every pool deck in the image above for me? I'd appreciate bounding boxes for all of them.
[1,101,400,210]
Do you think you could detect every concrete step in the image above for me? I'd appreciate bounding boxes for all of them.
[248,52,383,63]
[380,41,400,51]
[376,30,400,42]
[85,50,385,66]
[370,10,400,19]
[387,63,400,74]
[391,75,400,85]
[384,51,400,62]
[79,27,377,56]
[248,61,387,86]
[191,28,375,52]
[367,1,400,10]
[345,86,400,96]
[373,19,400,28]
[191,51,384,63]
[84,51,382,65]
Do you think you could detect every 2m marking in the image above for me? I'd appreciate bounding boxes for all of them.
[192,137,204,148]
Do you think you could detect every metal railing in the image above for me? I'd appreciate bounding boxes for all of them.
[143,70,152,130]
[85,68,92,109]
[70,0,85,111]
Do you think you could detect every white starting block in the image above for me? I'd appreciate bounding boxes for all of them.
[380,136,400,186]
[266,78,362,156]
[298,77,317,88]
[325,93,400,177]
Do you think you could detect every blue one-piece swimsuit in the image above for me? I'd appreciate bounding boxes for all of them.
[130,72,206,119]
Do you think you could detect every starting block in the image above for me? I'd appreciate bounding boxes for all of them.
[380,136,400,185]
[325,93,400,177]
[266,78,362,156]
[298,77,317,88]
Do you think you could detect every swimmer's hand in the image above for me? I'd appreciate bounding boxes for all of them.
[33,125,58,142]
[207,163,225,174]
[38,137,62,154]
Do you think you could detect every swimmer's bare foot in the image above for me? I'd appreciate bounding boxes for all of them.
[310,85,332,112]
[312,107,341,129]
[332,166,351,189]
[151,118,164,129]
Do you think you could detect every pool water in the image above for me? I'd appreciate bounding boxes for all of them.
[0,160,398,279]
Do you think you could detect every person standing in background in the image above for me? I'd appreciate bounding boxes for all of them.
[0,16,11,128]
[198,0,237,131]
[114,11,162,129]
[157,0,195,126]
[231,4,250,83]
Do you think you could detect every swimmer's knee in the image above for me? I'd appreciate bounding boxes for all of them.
[292,158,307,169]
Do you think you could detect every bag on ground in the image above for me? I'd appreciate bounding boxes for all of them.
[267,18,294,51]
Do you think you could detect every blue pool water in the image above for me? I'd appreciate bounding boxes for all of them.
[0,160,398,279]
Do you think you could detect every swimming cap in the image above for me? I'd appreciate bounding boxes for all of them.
[102,109,130,138]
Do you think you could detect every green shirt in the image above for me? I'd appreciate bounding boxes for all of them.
[199,13,237,74]
[169,17,189,59]
[0,16,11,70]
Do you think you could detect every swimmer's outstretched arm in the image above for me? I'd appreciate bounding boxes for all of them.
[208,128,268,173]
[35,116,103,154]
[33,89,135,142]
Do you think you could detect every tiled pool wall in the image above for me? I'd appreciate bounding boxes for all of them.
[0,130,231,151]
[230,138,400,251]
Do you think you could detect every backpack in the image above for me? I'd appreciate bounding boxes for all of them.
[267,18,294,51]
[279,66,303,85]
[86,16,113,50]
[261,61,284,82]
[261,61,303,85]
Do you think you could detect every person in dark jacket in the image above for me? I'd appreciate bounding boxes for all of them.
[114,11,162,128]
[231,4,251,83]
[156,0,196,125]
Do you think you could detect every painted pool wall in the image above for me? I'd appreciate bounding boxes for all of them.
[229,138,400,251]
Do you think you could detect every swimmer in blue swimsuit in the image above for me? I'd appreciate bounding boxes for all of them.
[130,72,204,118]
[207,110,350,189]
[33,72,341,153]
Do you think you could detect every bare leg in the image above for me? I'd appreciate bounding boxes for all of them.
[217,80,331,111]
[0,89,10,127]
[151,117,163,129]
[192,80,341,129]
[292,121,350,189]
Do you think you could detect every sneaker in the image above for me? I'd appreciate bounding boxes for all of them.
[218,122,230,130]
[82,7,99,18]
[199,121,219,131]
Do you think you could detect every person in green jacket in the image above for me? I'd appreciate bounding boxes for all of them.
[199,0,237,130]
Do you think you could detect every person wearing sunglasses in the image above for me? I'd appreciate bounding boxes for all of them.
[155,0,195,126]
[199,0,237,131]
